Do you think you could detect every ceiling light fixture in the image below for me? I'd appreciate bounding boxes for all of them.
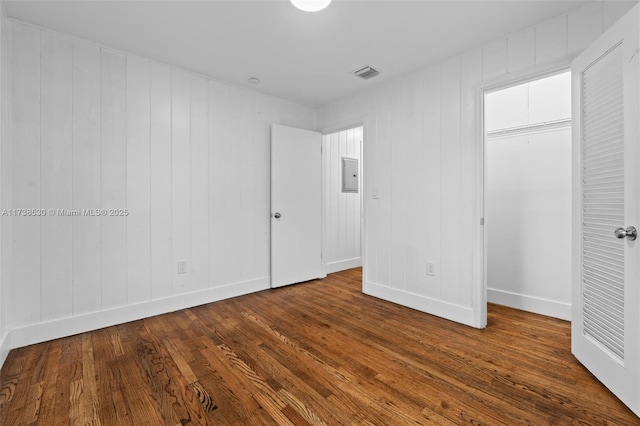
[290,0,332,12]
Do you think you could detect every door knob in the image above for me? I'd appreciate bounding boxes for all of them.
[274,212,281,219]
[615,226,637,241]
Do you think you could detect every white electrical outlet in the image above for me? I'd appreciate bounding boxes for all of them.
[177,260,187,274]
[426,261,436,276]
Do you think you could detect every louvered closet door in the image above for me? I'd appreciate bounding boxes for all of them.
[572,5,640,416]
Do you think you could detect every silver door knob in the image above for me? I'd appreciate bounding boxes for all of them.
[274,212,281,219]
[615,226,637,241]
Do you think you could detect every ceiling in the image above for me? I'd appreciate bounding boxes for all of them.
[5,0,592,107]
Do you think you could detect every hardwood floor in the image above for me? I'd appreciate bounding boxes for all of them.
[1,268,638,425]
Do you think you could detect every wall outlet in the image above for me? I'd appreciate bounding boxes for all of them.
[426,261,436,276]
[177,260,188,274]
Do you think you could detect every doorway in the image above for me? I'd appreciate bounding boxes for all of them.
[484,71,572,320]
[322,126,363,274]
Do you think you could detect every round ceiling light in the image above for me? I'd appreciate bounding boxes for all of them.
[290,0,332,12]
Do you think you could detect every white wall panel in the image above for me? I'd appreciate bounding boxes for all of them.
[218,84,243,284]
[5,21,315,349]
[459,49,483,309]
[150,62,172,300]
[375,82,393,288]
[239,89,254,280]
[126,56,152,304]
[100,48,127,310]
[482,39,507,82]
[338,130,347,262]
[568,2,603,55]
[507,29,535,73]
[207,81,229,288]
[317,2,614,327]
[326,133,339,263]
[439,57,462,305]
[403,72,423,295]
[352,126,362,259]
[421,64,442,299]
[10,22,41,327]
[535,16,567,64]
[72,41,101,315]
[40,32,72,320]
[390,78,407,291]
[252,93,271,279]
[189,74,209,291]
[171,69,191,294]
[0,6,5,360]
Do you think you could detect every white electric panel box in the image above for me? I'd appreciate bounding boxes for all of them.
[342,157,359,193]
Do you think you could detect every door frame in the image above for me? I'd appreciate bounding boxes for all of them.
[474,58,572,327]
[318,117,368,283]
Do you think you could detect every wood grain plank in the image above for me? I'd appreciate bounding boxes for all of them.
[81,334,102,425]
[1,269,639,425]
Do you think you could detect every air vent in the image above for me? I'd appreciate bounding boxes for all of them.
[353,65,379,80]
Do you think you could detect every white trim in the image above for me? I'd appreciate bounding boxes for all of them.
[8,277,269,350]
[326,257,362,274]
[364,281,479,328]
[0,330,10,370]
[317,117,365,136]
[487,288,571,321]
[321,132,328,279]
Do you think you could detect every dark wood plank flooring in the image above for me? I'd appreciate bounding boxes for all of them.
[1,268,638,425]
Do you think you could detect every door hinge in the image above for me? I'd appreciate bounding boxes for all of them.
[480,218,485,225]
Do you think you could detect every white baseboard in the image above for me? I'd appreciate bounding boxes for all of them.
[487,288,571,321]
[326,257,362,274]
[0,330,10,370]
[363,281,481,328]
[8,277,270,350]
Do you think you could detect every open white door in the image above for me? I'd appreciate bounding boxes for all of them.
[271,124,322,288]
[572,5,640,416]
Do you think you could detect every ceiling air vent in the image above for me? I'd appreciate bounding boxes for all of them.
[353,65,379,80]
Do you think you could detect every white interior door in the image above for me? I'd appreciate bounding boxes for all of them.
[572,5,640,416]
[271,124,322,288]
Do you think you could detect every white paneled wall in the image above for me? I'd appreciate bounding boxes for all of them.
[0,3,8,367]
[323,126,362,274]
[316,1,634,327]
[5,20,314,347]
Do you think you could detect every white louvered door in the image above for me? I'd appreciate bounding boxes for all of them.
[572,5,640,416]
